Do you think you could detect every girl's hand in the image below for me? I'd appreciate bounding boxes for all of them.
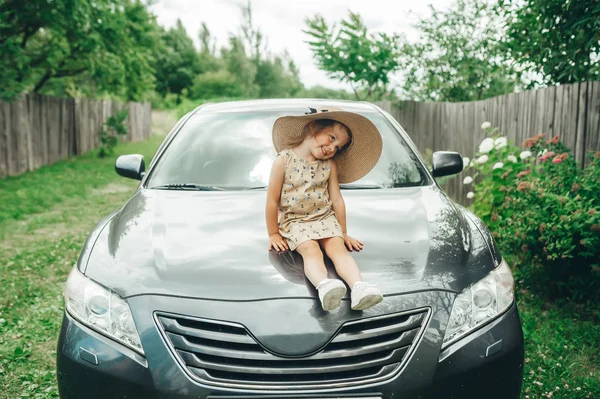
[343,233,363,252]
[269,233,289,252]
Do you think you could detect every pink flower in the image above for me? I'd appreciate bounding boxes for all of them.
[538,151,556,162]
[552,156,562,164]
[516,169,532,178]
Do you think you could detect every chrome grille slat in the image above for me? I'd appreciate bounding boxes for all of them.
[168,328,418,360]
[159,316,255,344]
[156,308,429,389]
[177,346,409,374]
[190,363,400,385]
[323,328,418,355]
[167,333,269,360]
[332,313,424,343]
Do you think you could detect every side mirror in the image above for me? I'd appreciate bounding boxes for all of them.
[115,154,145,180]
[432,151,463,178]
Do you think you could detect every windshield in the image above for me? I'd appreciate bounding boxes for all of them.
[146,110,431,190]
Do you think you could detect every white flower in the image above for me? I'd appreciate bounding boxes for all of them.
[537,149,548,157]
[494,137,507,149]
[481,121,491,129]
[493,162,504,170]
[507,155,518,163]
[478,137,495,153]
[462,157,470,169]
[520,150,532,160]
[466,192,474,199]
[463,176,473,184]
[476,154,489,164]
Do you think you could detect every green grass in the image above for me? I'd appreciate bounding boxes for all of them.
[0,135,165,229]
[518,294,599,398]
[0,114,598,397]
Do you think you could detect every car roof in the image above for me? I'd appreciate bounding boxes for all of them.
[195,98,381,114]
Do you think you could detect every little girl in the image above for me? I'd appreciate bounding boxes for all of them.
[266,106,384,311]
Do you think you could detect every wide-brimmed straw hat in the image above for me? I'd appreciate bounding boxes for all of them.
[272,106,383,183]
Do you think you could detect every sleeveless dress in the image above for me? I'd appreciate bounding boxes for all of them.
[277,149,343,250]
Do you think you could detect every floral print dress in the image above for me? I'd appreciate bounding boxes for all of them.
[277,149,343,250]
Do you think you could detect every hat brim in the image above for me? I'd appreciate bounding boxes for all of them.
[272,111,383,184]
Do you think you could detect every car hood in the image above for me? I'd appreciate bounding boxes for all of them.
[83,186,498,299]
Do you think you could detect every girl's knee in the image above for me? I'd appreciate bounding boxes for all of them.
[296,240,322,257]
[322,237,348,258]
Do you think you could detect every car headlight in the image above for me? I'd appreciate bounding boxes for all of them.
[442,259,514,348]
[63,266,144,355]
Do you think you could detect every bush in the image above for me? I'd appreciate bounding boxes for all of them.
[98,109,129,158]
[191,70,248,100]
[463,124,600,304]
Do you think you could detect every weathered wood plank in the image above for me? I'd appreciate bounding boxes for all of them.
[0,101,9,178]
[585,81,600,164]
[575,82,588,164]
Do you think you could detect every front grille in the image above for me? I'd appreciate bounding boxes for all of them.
[156,309,429,389]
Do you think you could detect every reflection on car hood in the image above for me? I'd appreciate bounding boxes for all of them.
[84,186,498,299]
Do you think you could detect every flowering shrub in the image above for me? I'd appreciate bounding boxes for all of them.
[463,123,600,303]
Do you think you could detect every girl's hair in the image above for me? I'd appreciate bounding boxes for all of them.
[298,119,353,155]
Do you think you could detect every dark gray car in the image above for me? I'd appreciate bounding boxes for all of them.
[56,99,524,399]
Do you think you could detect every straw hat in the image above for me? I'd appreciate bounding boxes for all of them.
[272,106,383,183]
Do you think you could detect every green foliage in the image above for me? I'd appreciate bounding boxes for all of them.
[153,20,203,97]
[400,0,520,101]
[295,85,355,100]
[0,0,160,101]
[188,1,304,102]
[191,70,246,99]
[98,109,129,158]
[255,54,303,98]
[499,0,600,86]
[221,35,260,98]
[304,11,402,101]
[464,126,600,303]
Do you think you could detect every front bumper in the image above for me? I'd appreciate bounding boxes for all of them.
[57,293,524,399]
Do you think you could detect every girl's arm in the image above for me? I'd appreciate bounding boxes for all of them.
[265,156,288,251]
[328,160,364,252]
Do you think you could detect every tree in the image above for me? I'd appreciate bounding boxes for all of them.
[499,0,600,85]
[218,36,258,98]
[153,19,201,97]
[255,53,303,98]
[239,1,264,67]
[399,0,520,102]
[198,22,221,73]
[0,0,159,101]
[304,11,402,101]
[191,70,246,99]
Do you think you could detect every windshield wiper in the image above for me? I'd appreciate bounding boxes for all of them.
[151,183,225,191]
[339,183,384,190]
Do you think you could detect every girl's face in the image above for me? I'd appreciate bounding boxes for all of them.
[310,123,350,160]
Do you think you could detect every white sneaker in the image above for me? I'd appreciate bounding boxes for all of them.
[316,279,347,311]
[351,282,383,310]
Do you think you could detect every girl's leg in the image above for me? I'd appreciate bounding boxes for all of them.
[321,236,383,311]
[295,240,328,287]
[296,240,346,311]
[319,236,362,288]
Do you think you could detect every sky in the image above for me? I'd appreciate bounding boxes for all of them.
[149,0,455,92]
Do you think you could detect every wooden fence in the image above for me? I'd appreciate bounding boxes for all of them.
[0,94,152,178]
[376,81,600,205]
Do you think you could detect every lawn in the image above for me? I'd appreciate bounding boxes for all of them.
[0,111,597,398]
